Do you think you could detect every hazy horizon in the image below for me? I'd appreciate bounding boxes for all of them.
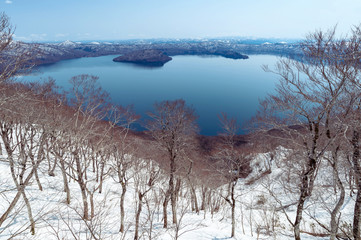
[2,0,361,42]
[30,36,303,44]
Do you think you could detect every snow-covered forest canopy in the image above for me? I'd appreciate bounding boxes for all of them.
[1,12,361,240]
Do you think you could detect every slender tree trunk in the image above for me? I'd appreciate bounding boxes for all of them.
[169,156,177,225]
[80,182,89,220]
[18,149,36,235]
[134,192,143,240]
[175,178,181,199]
[352,130,361,240]
[48,159,57,177]
[120,182,126,233]
[201,186,207,211]
[330,169,345,240]
[294,157,318,240]
[294,170,314,240]
[34,134,46,191]
[329,149,345,240]
[59,157,71,204]
[74,151,89,220]
[98,161,105,193]
[171,192,177,225]
[294,125,319,240]
[163,192,170,228]
[231,183,235,238]
[0,191,22,227]
[87,190,95,219]
[191,187,199,213]
[48,151,57,177]
[355,190,361,240]
[31,158,43,191]
[21,189,36,235]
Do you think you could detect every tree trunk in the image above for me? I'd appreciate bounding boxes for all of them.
[294,157,318,240]
[47,149,57,177]
[21,189,36,235]
[355,190,361,240]
[120,182,126,233]
[294,173,311,240]
[98,161,105,194]
[59,157,71,204]
[294,124,319,240]
[171,191,177,225]
[134,192,143,240]
[191,186,199,213]
[329,149,345,240]
[352,130,361,240]
[33,162,43,191]
[231,183,235,238]
[0,191,22,227]
[169,156,177,225]
[163,192,170,228]
[201,186,207,211]
[74,151,89,220]
[31,134,46,191]
[89,191,95,219]
[80,182,89,220]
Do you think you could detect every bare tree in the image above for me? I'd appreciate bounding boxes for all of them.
[133,159,160,240]
[333,26,361,240]
[108,104,138,233]
[256,26,359,240]
[65,74,110,220]
[0,14,41,232]
[0,12,36,84]
[0,81,58,234]
[147,99,198,227]
[214,113,251,238]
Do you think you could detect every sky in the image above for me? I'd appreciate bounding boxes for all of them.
[1,0,361,42]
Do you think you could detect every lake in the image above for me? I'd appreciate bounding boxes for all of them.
[20,54,280,135]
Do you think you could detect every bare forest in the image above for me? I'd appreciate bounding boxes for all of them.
[1,12,361,240]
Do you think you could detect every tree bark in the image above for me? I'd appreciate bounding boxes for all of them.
[120,181,126,233]
[59,157,71,204]
[98,160,105,194]
[294,124,319,240]
[329,148,345,240]
[294,163,316,240]
[191,186,199,213]
[134,192,143,240]
[231,183,236,238]
[163,191,170,228]
[21,189,35,235]
[169,154,177,225]
[352,130,361,240]
[74,151,89,220]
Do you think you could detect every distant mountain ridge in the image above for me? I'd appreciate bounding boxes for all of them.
[20,39,302,67]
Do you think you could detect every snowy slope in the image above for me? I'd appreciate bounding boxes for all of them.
[0,145,355,240]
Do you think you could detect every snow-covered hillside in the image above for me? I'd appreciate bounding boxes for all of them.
[0,144,355,240]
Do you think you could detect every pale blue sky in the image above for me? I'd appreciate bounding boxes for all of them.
[2,0,361,42]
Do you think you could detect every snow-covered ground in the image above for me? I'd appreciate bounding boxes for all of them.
[0,146,356,240]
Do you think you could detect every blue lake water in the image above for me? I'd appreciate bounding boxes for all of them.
[20,54,280,135]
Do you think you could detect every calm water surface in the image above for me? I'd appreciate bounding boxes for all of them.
[21,55,280,135]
